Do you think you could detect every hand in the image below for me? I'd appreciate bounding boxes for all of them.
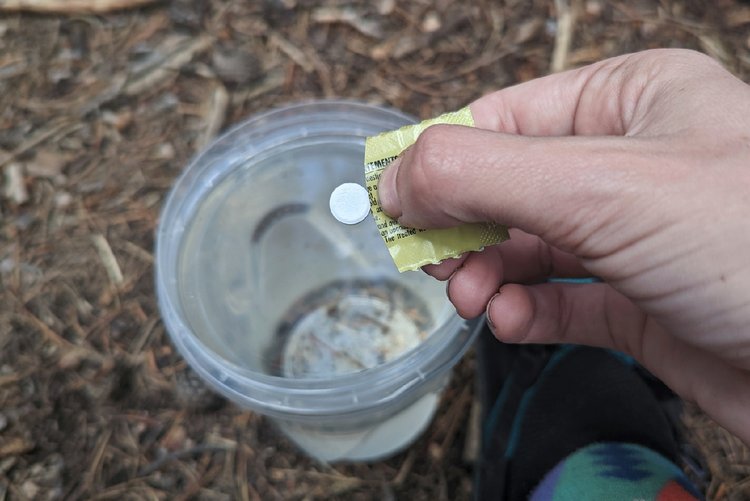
[377,49,750,444]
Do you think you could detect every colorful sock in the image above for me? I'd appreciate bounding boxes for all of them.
[530,442,702,501]
[474,340,687,501]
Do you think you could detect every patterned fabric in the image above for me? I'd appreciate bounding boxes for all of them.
[530,442,702,501]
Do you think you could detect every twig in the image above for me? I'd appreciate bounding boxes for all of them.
[124,36,213,96]
[20,75,127,116]
[16,302,75,350]
[129,317,160,354]
[269,31,334,95]
[232,67,286,108]
[10,292,107,370]
[423,48,514,85]
[236,445,249,501]
[80,429,113,495]
[462,398,482,464]
[138,444,233,477]
[551,0,577,73]
[391,449,416,487]
[194,82,229,152]
[91,234,124,287]
[119,240,154,264]
[173,455,221,501]
[0,119,80,169]
[312,7,384,39]
[697,34,732,67]
[438,384,473,458]
[269,33,315,73]
[0,0,160,13]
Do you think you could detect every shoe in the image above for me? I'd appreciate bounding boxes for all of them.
[472,322,697,500]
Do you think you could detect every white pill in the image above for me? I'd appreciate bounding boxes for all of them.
[329,183,370,224]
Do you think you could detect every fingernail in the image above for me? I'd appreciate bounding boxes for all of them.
[378,156,402,218]
[486,292,501,333]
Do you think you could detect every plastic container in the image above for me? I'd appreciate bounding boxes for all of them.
[155,101,480,462]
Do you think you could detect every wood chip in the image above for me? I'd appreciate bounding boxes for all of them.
[25,150,69,179]
[511,18,543,46]
[211,47,262,85]
[726,7,750,27]
[312,7,384,39]
[0,436,34,457]
[421,11,441,33]
[377,0,395,16]
[2,162,28,204]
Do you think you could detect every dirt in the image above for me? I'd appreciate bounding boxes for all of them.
[1,0,749,499]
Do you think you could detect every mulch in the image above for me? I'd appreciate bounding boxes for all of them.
[1,0,749,499]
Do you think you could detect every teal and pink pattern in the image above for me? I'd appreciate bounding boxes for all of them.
[530,443,702,501]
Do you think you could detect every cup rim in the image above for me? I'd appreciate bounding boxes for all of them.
[155,99,480,419]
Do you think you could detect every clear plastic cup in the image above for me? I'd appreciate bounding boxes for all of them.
[155,101,480,462]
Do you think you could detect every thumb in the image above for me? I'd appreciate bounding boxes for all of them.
[377,124,657,251]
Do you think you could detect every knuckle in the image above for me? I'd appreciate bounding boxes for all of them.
[409,124,456,193]
[412,124,453,166]
[641,48,722,75]
[668,48,719,65]
[426,126,463,178]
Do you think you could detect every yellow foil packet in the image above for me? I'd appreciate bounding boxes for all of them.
[364,107,510,272]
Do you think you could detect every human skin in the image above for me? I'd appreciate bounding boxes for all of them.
[377,49,750,444]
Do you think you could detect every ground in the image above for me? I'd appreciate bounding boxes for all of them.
[1,0,749,499]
